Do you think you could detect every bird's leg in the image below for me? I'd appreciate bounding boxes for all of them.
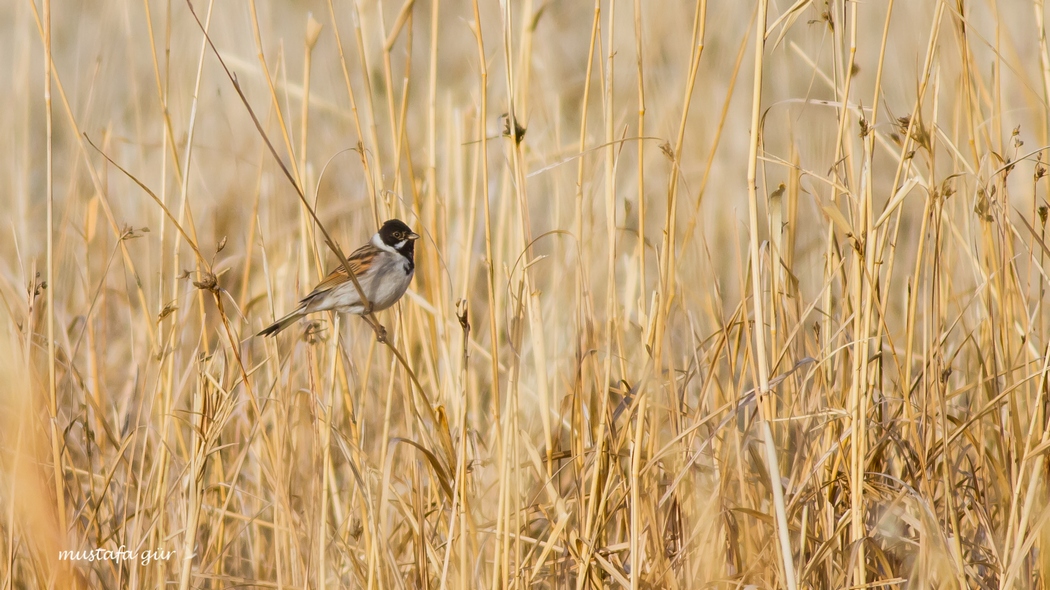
[362,312,387,342]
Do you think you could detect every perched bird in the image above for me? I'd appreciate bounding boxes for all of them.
[258,218,419,337]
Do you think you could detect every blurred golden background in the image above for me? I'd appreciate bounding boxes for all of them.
[2,0,1049,587]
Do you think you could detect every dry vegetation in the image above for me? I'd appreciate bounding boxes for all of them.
[6,0,1050,587]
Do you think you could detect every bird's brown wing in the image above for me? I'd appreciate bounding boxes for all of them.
[301,244,378,301]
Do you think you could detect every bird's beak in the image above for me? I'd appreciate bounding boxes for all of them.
[408,232,420,240]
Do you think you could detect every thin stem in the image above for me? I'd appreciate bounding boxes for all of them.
[744,0,797,587]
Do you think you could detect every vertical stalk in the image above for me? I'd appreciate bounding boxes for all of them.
[577,3,621,587]
[1038,0,1050,148]
[744,0,797,587]
[426,0,440,323]
[178,371,206,590]
[43,0,69,571]
[300,15,324,279]
[835,1,868,584]
[468,0,503,584]
[318,316,341,588]
[630,392,647,589]
[650,0,704,363]
[602,0,617,430]
[634,0,646,300]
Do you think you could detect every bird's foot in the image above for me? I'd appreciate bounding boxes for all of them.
[363,313,387,342]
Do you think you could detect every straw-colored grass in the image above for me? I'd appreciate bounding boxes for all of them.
[3,0,1050,587]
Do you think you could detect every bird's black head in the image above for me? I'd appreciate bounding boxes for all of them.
[378,218,420,259]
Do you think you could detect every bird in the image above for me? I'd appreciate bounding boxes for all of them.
[258,218,419,337]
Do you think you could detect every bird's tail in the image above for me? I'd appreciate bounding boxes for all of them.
[258,308,306,337]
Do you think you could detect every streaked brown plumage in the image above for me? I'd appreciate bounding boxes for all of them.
[259,219,419,337]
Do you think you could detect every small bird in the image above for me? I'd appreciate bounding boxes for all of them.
[258,218,419,337]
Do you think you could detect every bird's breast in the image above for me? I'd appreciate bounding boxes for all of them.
[364,253,414,311]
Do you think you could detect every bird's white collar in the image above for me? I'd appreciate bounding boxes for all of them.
[371,232,404,255]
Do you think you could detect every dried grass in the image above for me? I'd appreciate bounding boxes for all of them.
[2,0,1049,588]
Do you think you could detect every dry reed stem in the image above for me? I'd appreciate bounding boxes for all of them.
[743,0,796,587]
[9,1,1050,589]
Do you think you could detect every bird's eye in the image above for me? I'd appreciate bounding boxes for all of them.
[394,232,403,239]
